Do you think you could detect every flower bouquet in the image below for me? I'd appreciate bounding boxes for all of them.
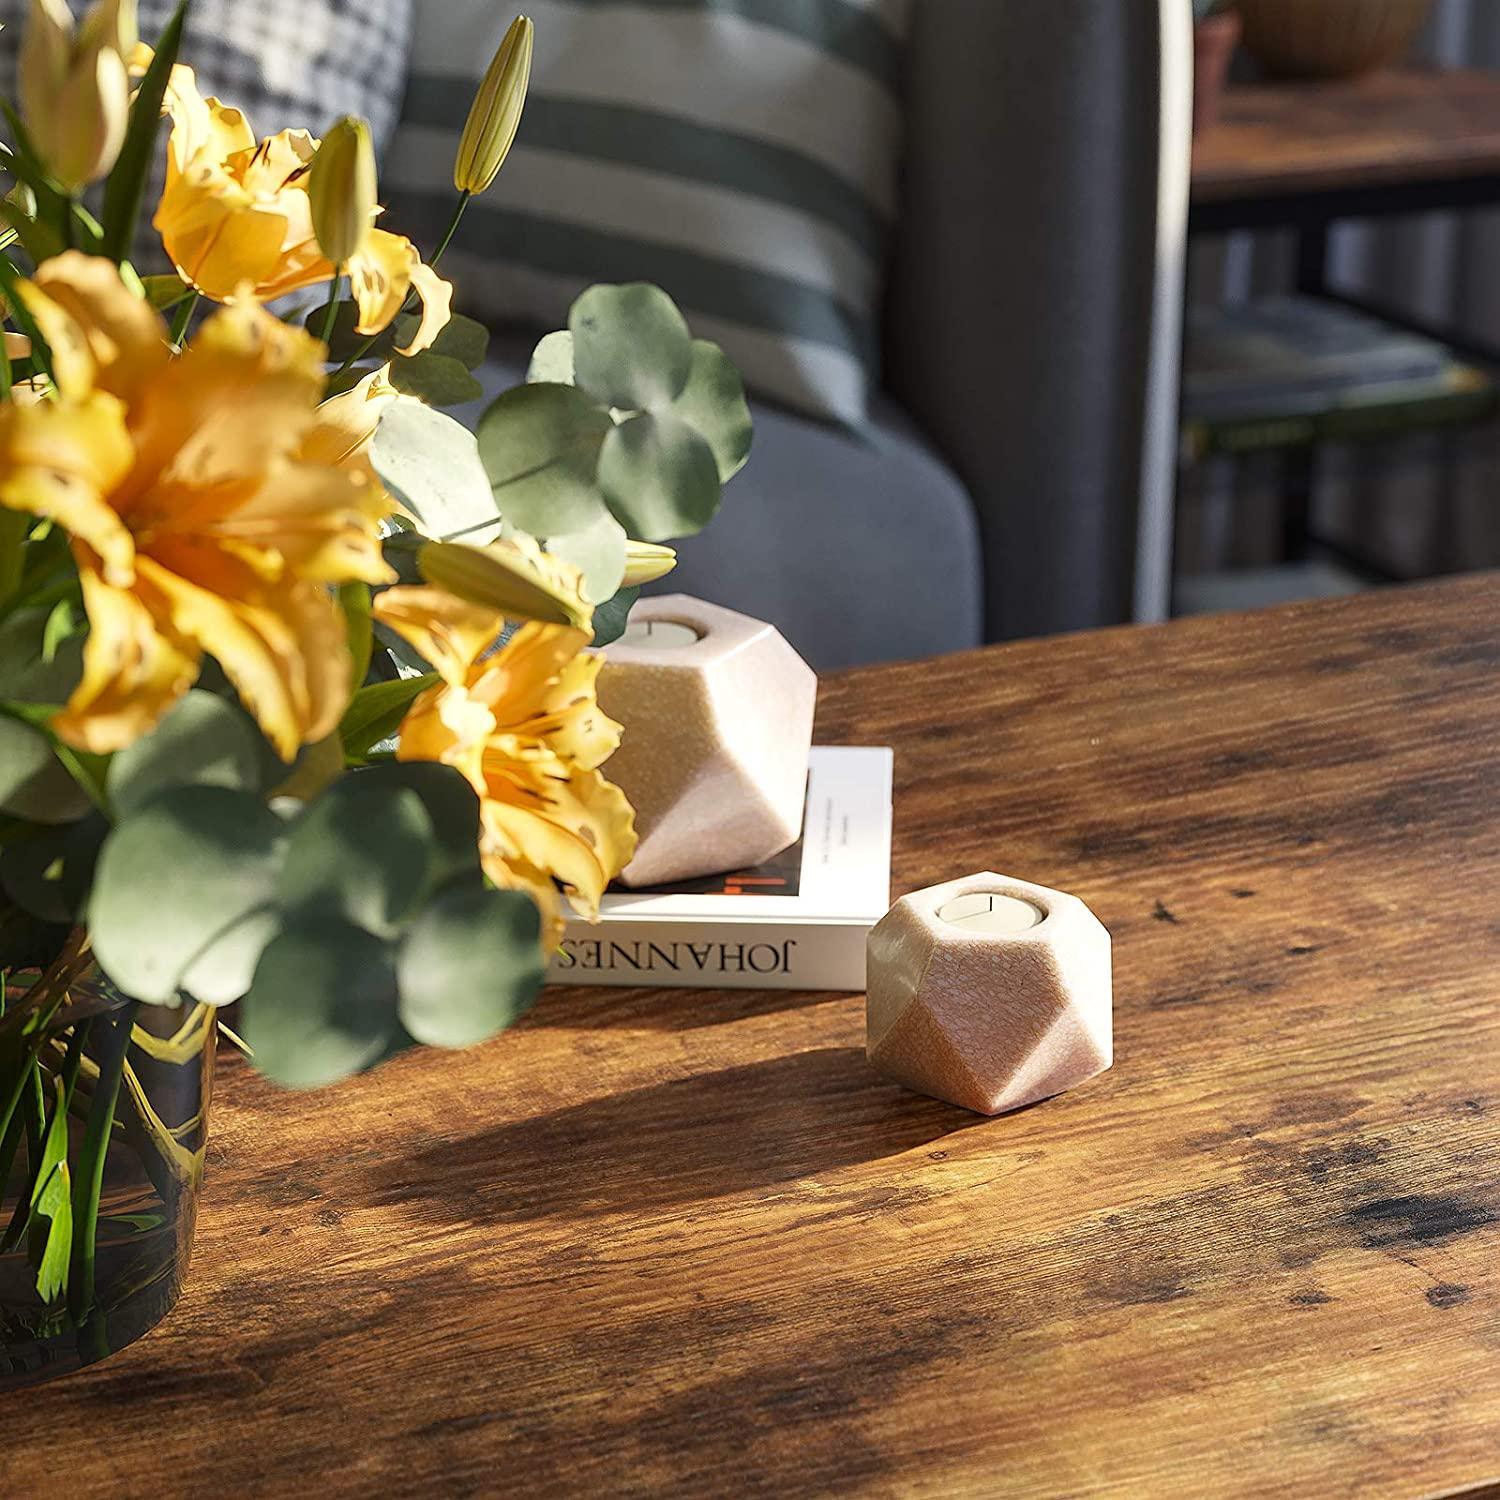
[0,1,751,1384]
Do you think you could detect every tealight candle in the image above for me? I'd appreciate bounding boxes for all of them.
[937,891,1045,934]
[615,618,702,651]
[867,871,1113,1116]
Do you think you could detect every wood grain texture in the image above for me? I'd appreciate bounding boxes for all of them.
[1193,68,1500,203]
[9,576,1500,1498]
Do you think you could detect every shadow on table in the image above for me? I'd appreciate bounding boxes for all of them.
[368,1046,985,1224]
[524,983,849,1032]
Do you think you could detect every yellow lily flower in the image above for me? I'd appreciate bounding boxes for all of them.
[0,252,394,758]
[149,58,451,353]
[19,0,134,191]
[296,365,402,483]
[372,585,637,944]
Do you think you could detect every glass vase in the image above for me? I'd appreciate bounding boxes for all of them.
[0,958,214,1388]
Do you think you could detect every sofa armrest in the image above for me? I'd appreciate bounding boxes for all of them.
[886,0,1191,640]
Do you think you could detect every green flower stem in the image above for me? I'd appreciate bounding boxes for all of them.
[318,268,344,348]
[331,190,470,381]
[68,1002,135,1324]
[0,1061,44,1252]
[0,321,11,403]
[169,290,201,349]
[430,190,470,266]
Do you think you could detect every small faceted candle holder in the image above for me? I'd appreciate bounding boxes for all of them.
[596,595,817,887]
[866,872,1112,1116]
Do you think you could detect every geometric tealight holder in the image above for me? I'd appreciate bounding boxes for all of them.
[595,594,818,888]
[866,871,1112,1116]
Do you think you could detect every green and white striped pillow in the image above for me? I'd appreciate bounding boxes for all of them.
[385,0,911,425]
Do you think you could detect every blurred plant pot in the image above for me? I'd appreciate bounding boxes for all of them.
[0,966,214,1388]
[1194,11,1243,135]
[1238,0,1435,79]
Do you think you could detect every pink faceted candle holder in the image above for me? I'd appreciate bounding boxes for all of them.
[866,872,1113,1116]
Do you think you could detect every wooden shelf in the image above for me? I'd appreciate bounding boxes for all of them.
[1193,68,1500,207]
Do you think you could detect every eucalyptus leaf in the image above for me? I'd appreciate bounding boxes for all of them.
[570,283,693,411]
[89,786,286,1005]
[396,311,490,370]
[545,509,627,606]
[339,673,441,759]
[241,918,401,1088]
[0,816,104,924]
[598,411,723,541]
[279,777,436,937]
[671,340,754,483]
[397,885,544,1047]
[590,585,640,648]
[476,383,612,536]
[301,299,386,361]
[389,350,483,407]
[371,401,505,544]
[176,905,280,1007]
[527,329,575,386]
[0,715,90,824]
[0,608,84,704]
[375,761,485,889]
[106,689,267,819]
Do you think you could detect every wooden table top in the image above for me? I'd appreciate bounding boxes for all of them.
[11,576,1500,1497]
[1193,68,1500,205]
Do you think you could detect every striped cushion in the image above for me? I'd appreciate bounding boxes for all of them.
[385,0,911,425]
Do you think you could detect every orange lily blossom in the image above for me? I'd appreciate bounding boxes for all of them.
[0,252,394,759]
[147,53,451,353]
[372,583,638,943]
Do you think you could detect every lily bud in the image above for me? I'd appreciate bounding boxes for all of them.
[308,115,377,267]
[453,15,533,195]
[19,0,136,192]
[621,540,677,587]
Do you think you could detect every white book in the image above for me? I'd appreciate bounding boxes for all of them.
[547,746,893,991]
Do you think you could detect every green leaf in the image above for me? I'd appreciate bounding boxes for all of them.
[40,600,77,662]
[397,885,543,1047]
[279,777,436,937]
[301,299,387,362]
[0,608,83,706]
[545,508,627,606]
[89,786,287,1005]
[0,196,63,265]
[0,510,25,607]
[671,340,754,483]
[176,905,280,1006]
[476,383,612,537]
[105,689,268,819]
[29,1076,71,1303]
[339,581,373,692]
[598,411,722,541]
[589,585,640,648]
[371,400,505,544]
[0,816,104,924]
[242,918,402,1088]
[0,715,91,823]
[338,672,440,759]
[140,274,194,311]
[527,330,575,385]
[569,283,693,411]
[389,350,484,407]
[397,311,490,370]
[100,0,189,261]
[375,761,485,889]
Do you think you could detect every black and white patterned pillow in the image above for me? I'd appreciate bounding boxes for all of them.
[0,0,413,266]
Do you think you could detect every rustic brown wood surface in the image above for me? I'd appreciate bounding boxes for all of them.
[1193,68,1500,203]
[8,577,1500,1498]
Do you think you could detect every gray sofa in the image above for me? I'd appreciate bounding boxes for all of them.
[462,0,1191,670]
